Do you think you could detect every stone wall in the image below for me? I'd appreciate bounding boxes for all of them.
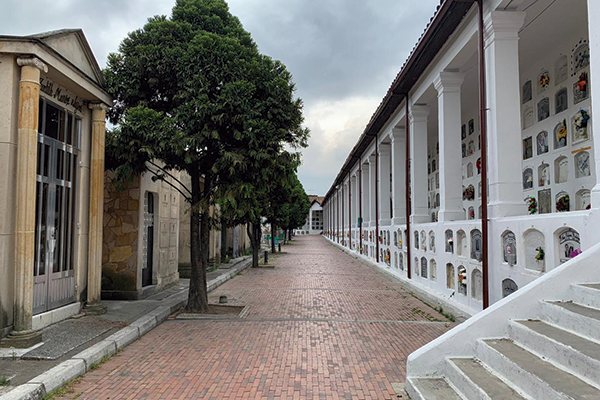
[102,172,139,292]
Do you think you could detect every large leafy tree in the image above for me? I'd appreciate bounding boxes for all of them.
[104,0,307,311]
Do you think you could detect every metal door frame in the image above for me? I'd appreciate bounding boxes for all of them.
[33,98,80,315]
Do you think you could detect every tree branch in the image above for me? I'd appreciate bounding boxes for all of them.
[146,165,192,202]
[147,160,193,197]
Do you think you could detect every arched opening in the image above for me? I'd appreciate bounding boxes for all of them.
[458,266,467,296]
[445,230,454,253]
[502,279,518,298]
[471,269,483,301]
[471,229,482,262]
[421,257,428,279]
[524,229,545,272]
[430,259,437,281]
[502,231,517,266]
[429,231,436,253]
[457,230,467,257]
[446,263,455,289]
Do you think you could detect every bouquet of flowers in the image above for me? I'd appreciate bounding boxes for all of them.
[535,247,545,261]
[570,249,582,258]
[527,197,537,214]
[556,195,570,212]
[458,270,467,285]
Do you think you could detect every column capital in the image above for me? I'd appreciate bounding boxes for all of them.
[88,103,110,112]
[409,104,430,123]
[434,71,465,95]
[378,142,391,156]
[16,57,48,73]
[484,11,526,44]
[368,154,376,164]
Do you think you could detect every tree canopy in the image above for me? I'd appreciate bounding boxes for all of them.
[104,0,309,311]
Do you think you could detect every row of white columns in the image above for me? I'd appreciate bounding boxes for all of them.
[324,8,600,244]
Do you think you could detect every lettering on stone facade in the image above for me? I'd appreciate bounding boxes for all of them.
[40,77,83,113]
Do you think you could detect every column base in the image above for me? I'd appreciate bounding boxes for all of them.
[438,209,465,222]
[84,302,107,315]
[410,214,430,224]
[392,217,407,225]
[0,329,42,349]
[487,201,528,219]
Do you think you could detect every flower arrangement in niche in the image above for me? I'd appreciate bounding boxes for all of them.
[535,247,545,261]
[570,249,582,258]
[463,185,475,201]
[527,197,538,214]
[385,249,391,265]
[458,270,467,285]
[556,195,570,212]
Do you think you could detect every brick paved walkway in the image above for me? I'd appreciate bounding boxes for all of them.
[56,236,455,400]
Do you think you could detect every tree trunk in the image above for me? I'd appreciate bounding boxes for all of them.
[247,223,259,268]
[271,224,276,253]
[186,167,209,313]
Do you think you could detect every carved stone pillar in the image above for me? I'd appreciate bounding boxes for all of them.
[1,58,47,348]
[85,103,108,314]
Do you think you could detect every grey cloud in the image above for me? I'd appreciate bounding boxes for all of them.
[1,0,440,195]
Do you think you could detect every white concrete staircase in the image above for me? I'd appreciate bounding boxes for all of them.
[407,282,600,399]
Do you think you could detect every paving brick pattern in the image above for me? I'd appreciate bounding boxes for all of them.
[55,236,455,400]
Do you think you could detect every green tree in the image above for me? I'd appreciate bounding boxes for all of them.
[103,0,306,311]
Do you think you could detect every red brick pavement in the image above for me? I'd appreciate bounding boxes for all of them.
[55,236,455,400]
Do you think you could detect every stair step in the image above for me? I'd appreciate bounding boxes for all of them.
[511,320,600,384]
[571,284,600,309]
[483,339,600,400]
[406,378,463,400]
[449,358,526,400]
[542,301,600,343]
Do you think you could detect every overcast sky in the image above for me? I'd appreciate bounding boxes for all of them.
[1,0,440,195]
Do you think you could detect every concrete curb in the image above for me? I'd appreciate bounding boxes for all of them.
[0,256,254,400]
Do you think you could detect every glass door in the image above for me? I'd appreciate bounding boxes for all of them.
[33,99,80,314]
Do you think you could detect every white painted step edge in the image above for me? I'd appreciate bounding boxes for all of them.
[444,357,535,400]
[509,320,600,387]
[540,300,600,343]
[570,284,600,310]
[405,378,426,400]
[444,358,493,400]
[475,339,568,400]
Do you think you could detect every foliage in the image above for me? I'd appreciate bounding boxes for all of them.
[103,0,308,309]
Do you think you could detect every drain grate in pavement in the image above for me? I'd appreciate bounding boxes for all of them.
[22,317,122,360]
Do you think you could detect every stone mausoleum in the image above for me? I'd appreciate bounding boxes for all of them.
[0,30,111,347]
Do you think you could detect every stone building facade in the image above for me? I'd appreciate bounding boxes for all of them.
[0,30,110,347]
[101,168,180,299]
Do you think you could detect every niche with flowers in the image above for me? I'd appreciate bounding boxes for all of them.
[458,266,467,296]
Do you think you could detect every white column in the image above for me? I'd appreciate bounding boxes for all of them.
[485,11,527,218]
[378,143,392,226]
[362,161,370,227]
[391,127,407,224]
[368,155,377,227]
[588,0,600,209]
[351,175,357,229]
[434,71,465,222]
[409,104,430,223]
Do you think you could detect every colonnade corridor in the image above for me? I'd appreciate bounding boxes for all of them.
[55,236,455,400]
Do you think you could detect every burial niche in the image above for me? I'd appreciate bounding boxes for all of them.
[556,191,570,212]
[421,257,428,279]
[555,156,569,184]
[554,119,568,150]
[446,264,455,289]
[458,266,467,296]
[523,168,534,190]
[414,257,419,276]
[471,229,483,262]
[576,189,591,211]
[471,270,483,301]
[502,231,517,266]
[537,131,549,155]
[414,231,419,249]
[557,228,581,264]
[421,231,427,251]
[430,259,437,281]
[429,231,436,253]
[524,229,545,272]
[575,151,591,178]
[538,163,550,187]
[457,230,467,257]
[502,279,519,298]
[445,230,454,253]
